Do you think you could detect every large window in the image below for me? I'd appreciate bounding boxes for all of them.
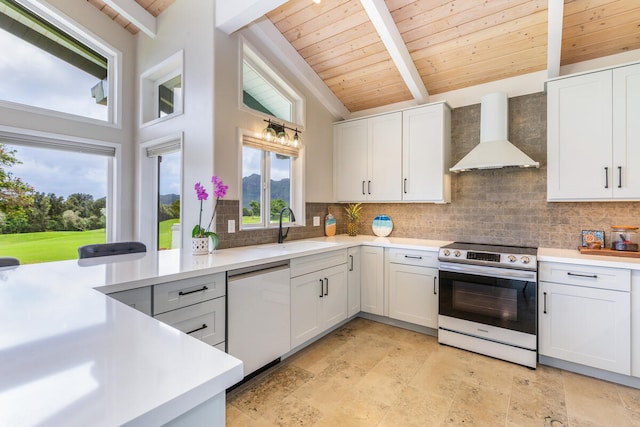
[241,39,304,127]
[0,136,115,264]
[0,0,115,122]
[241,134,303,229]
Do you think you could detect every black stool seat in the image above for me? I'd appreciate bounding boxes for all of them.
[78,242,147,259]
[0,257,20,267]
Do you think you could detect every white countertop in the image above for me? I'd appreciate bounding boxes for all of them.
[0,278,242,426]
[538,247,640,270]
[0,234,449,427]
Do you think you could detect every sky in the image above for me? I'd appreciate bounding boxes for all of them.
[0,24,111,199]
[5,144,108,199]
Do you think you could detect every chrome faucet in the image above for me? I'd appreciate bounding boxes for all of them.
[278,207,296,244]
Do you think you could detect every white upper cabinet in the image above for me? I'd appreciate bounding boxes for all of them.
[547,63,640,201]
[613,64,640,199]
[334,119,369,201]
[334,112,402,202]
[334,102,451,203]
[402,103,451,202]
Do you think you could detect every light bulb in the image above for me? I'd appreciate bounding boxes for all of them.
[262,121,276,142]
[277,130,290,146]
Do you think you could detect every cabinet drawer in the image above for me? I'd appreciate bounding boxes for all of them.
[539,262,630,292]
[388,248,438,268]
[108,286,152,316]
[154,272,226,315]
[290,249,347,277]
[154,297,225,346]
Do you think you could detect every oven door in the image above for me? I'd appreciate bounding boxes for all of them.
[438,262,537,335]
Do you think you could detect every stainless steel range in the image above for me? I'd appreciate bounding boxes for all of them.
[438,242,538,368]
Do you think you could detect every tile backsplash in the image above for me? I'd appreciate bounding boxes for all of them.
[217,92,640,250]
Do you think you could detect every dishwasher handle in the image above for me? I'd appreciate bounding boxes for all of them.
[228,261,290,281]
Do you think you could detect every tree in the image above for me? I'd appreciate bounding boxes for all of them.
[26,192,51,232]
[249,200,260,217]
[0,144,33,213]
[64,193,94,218]
[270,198,287,221]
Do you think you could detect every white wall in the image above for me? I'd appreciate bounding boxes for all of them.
[0,0,137,241]
[136,1,215,250]
[214,28,336,203]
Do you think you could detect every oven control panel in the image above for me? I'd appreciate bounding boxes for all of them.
[439,247,537,270]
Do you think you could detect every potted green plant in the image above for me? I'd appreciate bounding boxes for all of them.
[344,203,362,236]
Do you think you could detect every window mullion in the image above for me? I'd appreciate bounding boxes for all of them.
[263,150,271,228]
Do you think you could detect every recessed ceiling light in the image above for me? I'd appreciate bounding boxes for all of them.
[312,0,321,4]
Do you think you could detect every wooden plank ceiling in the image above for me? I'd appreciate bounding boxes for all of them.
[86,0,174,34]
[90,0,640,114]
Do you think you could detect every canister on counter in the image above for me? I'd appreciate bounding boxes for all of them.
[610,226,639,251]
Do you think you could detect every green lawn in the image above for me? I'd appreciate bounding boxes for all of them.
[0,219,182,265]
[0,229,106,264]
[159,218,180,250]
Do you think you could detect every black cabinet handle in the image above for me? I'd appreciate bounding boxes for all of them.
[319,279,323,298]
[186,324,208,335]
[367,181,371,195]
[179,286,208,296]
[433,277,437,295]
[567,272,598,279]
[404,255,423,260]
[362,181,365,195]
[605,167,609,189]
[404,178,407,194]
[543,292,547,314]
[349,255,354,271]
[618,166,622,188]
[324,278,329,296]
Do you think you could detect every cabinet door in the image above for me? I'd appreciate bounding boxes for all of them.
[539,281,630,375]
[388,263,438,328]
[334,120,368,202]
[402,104,450,202]
[613,63,640,199]
[360,246,384,315]
[321,264,348,330]
[632,271,640,378]
[347,247,361,317]
[547,70,613,200]
[291,272,323,348]
[368,112,402,201]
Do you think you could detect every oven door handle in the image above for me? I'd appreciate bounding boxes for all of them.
[439,262,537,282]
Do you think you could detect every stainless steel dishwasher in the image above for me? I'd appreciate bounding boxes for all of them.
[227,261,291,378]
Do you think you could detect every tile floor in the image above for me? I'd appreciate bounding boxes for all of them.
[226,318,640,426]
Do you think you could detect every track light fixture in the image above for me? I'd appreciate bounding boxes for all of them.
[262,119,303,149]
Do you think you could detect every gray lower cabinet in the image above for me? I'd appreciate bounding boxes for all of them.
[108,286,152,316]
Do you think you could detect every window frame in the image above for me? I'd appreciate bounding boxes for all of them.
[139,134,184,250]
[0,124,120,243]
[238,128,305,231]
[0,0,120,126]
[238,37,306,130]
[140,51,184,126]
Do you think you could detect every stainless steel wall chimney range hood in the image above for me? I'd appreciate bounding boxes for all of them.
[450,92,540,172]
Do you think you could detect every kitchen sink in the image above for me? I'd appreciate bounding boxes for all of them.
[249,240,340,254]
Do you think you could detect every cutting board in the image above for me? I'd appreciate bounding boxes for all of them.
[579,247,640,258]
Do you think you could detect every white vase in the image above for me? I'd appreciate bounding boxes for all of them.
[191,237,209,255]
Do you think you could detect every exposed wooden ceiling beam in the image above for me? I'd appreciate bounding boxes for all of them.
[244,18,351,120]
[101,0,156,37]
[359,0,428,104]
[217,0,288,34]
[547,0,564,78]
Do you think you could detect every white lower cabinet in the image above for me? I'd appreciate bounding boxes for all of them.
[347,247,361,317]
[154,298,226,347]
[387,248,439,328]
[539,262,631,375]
[360,246,384,315]
[291,264,348,348]
[632,271,640,378]
[153,273,227,349]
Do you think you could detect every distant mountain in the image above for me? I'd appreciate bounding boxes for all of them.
[242,174,290,208]
[160,193,180,205]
